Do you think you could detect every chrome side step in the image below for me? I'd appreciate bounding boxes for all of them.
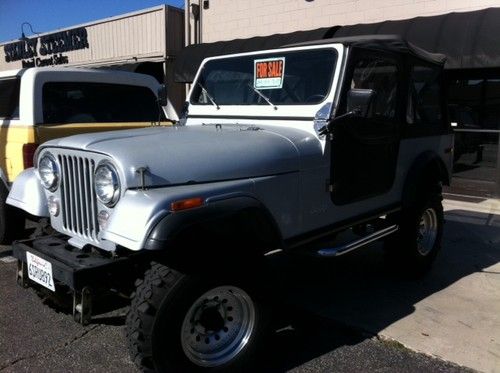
[316,224,399,257]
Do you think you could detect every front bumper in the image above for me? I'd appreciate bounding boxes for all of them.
[13,235,153,325]
[12,235,149,291]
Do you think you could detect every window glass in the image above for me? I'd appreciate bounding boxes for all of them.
[447,79,482,129]
[0,78,20,119]
[483,79,500,130]
[350,58,398,120]
[448,78,500,131]
[408,65,443,126]
[190,49,338,106]
[42,82,161,124]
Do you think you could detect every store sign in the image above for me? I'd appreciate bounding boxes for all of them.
[3,27,89,67]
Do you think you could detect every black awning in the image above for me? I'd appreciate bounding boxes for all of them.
[288,35,446,66]
[173,27,338,83]
[333,7,500,70]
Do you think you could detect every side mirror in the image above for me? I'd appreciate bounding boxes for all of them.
[346,88,376,118]
[157,84,169,107]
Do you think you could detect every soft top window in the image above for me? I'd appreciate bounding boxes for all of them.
[191,48,338,106]
[0,78,20,120]
[42,82,161,124]
[407,64,443,127]
[350,57,398,120]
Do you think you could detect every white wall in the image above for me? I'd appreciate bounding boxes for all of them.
[187,0,500,43]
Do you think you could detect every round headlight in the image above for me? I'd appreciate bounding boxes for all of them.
[94,163,120,206]
[38,153,59,191]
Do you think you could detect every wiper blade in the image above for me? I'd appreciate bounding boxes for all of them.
[247,83,277,110]
[198,82,219,109]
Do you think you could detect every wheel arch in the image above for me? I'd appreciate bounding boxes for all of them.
[144,196,283,271]
[402,151,448,209]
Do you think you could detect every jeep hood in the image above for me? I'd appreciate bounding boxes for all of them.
[41,125,319,188]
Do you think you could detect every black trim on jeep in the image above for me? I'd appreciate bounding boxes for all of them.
[144,196,283,254]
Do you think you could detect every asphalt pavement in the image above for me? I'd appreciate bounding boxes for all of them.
[0,242,472,373]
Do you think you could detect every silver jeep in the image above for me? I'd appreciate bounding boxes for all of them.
[8,35,453,372]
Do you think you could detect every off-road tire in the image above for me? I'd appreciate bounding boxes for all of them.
[126,262,268,372]
[0,184,25,244]
[385,183,444,276]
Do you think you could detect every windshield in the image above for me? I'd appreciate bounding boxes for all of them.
[191,48,338,106]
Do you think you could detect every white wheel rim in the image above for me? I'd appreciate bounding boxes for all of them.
[417,207,438,256]
[180,286,256,367]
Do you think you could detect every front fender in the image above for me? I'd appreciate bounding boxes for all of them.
[144,195,283,253]
[6,168,49,217]
[101,179,257,251]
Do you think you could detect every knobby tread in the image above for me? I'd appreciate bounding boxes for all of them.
[126,262,185,372]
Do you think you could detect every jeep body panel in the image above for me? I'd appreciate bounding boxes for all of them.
[38,124,317,188]
[6,168,49,217]
[102,177,293,251]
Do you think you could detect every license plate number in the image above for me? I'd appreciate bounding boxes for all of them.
[26,252,55,291]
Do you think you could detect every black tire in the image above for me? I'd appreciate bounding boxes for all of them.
[0,183,25,244]
[126,262,269,372]
[385,183,444,276]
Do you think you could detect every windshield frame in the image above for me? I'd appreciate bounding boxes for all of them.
[187,44,345,120]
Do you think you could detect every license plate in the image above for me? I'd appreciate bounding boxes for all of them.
[26,252,55,291]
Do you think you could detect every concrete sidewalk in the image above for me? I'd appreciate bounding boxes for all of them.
[378,197,500,373]
[283,196,500,373]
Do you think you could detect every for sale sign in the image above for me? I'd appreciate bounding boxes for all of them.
[254,57,285,89]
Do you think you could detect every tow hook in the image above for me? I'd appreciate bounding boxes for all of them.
[16,260,29,288]
[73,287,92,325]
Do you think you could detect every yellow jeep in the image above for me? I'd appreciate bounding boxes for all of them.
[0,67,178,242]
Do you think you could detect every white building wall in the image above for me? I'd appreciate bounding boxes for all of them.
[187,0,500,43]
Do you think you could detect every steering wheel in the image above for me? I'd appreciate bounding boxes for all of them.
[305,94,326,103]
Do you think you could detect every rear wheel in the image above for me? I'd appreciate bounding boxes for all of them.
[385,183,444,275]
[127,262,268,372]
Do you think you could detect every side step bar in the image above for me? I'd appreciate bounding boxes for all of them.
[316,224,399,257]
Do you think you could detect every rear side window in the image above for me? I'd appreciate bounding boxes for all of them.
[407,65,443,127]
[0,78,20,119]
[42,82,160,124]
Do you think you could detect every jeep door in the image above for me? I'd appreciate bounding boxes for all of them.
[330,49,403,205]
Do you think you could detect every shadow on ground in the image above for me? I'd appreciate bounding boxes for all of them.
[15,208,498,371]
[256,208,500,370]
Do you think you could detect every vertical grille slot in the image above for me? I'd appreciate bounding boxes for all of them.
[59,154,99,241]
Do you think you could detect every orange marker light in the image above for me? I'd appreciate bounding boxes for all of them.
[170,197,204,212]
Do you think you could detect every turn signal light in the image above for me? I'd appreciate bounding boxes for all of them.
[170,197,204,212]
[23,143,39,169]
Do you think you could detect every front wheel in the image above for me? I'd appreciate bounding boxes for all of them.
[385,188,444,276]
[126,263,268,372]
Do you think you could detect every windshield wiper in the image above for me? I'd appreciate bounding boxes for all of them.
[198,82,219,109]
[247,83,277,110]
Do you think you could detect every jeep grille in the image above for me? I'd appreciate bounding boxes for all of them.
[58,154,99,241]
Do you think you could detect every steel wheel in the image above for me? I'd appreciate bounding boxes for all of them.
[417,207,438,256]
[180,286,256,368]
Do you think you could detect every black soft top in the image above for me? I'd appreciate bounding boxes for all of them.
[287,35,446,66]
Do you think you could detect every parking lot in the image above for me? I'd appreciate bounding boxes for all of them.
[0,198,498,372]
